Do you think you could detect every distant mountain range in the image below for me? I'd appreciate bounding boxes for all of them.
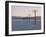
[12,16,41,19]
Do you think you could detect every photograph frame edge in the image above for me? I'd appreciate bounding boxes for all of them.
[5,1,45,36]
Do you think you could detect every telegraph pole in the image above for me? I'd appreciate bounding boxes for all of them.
[28,14,30,24]
[34,9,36,24]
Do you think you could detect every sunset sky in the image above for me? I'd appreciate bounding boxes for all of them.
[11,5,41,17]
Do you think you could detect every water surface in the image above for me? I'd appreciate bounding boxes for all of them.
[12,16,41,31]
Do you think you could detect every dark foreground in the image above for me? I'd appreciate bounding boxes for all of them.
[12,17,41,31]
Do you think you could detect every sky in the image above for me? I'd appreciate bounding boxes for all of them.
[11,5,41,17]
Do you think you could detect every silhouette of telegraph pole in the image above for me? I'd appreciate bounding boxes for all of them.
[28,14,31,24]
[33,9,36,24]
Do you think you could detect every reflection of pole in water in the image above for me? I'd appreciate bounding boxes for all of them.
[33,9,36,24]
